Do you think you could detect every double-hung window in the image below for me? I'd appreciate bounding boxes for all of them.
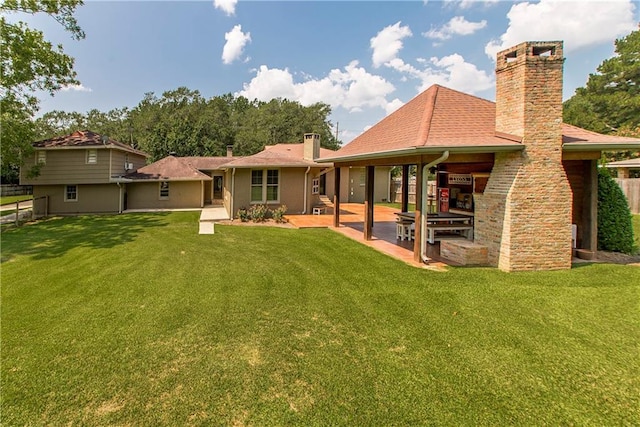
[65,185,78,202]
[251,169,279,203]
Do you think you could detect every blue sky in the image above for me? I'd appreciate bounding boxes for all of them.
[10,0,639,143]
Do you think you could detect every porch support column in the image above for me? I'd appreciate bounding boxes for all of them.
[401,164,409,213]
[583,159,598,252]
[333,167,341,227]
[413,162,424,262]
[364,165,375,240]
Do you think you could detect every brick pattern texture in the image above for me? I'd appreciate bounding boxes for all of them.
[475,41,573,271]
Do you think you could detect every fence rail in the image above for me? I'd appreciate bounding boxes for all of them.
[615,178,639,214]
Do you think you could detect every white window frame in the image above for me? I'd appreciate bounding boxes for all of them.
[86,149,98,164]
[312,178,320,195]
[36,151,46,165]
[159,181,169,199]
[64,185,78,202]
[250,169,280,204]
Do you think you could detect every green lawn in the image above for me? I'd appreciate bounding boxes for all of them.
[2,212,639,425]
[0,195,32,206]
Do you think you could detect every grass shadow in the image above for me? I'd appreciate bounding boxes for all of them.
[0,213,171,262]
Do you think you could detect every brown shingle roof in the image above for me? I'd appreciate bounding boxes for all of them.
[181,156,240,170]
[324,85,640,161]
[222,144,335,168]
[33,130,149,157]
[125,156,212,181]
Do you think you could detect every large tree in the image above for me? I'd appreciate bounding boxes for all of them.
[1,0,84,181]
[563,26,640,139]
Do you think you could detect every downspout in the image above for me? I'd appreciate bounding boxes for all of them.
[421,151,449,263]
[387,169,392,202]
[230,168,236,220]
[117,182,122,214]
[302,166,311,214]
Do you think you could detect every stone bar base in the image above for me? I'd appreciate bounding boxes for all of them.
[440,241,489,266]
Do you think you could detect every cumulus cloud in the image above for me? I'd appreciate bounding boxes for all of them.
[385,98,404,115]
[424,16,487,41]
[222,25,251,65]
[370,22,413,68]
[384,54,493,95]
[238,61,397,113]
[485,0,637,59]
[213,0,237,16]
[61,83,92,92]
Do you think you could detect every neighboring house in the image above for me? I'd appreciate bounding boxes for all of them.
[605,158,640,179]
[320,41,640,272]
[20,130,148,215]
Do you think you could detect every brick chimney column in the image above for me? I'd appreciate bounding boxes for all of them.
[475,41,573,271]
[303,133,320,161]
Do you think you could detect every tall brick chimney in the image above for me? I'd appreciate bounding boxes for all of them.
[303,133,320,161]
[474,41,573,271]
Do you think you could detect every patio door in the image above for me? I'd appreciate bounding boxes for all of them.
[213,176,223,200]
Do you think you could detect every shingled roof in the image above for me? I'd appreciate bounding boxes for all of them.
[322,85,640,162]
[125,156,212,181]
[223,144,335,168]
[33,130,148,157]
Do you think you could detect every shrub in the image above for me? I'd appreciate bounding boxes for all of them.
[271,205,287,223]
[249,204,268,222]
[597,168,635,253]
[237,208,250,222]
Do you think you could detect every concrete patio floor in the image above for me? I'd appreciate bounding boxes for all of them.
[287,204,449,270]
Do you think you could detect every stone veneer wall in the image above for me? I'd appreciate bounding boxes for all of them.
[475,41,573,271]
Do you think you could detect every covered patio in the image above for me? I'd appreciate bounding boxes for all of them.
[287,203,448,269]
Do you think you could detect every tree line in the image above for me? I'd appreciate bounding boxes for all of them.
[33,89,341,160]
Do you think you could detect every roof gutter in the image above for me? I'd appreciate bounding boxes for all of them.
[318,144,523,164]
[562,142,640,151]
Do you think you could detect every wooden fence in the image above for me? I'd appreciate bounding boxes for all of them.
[615,178,639,214]
[1,185,32,197]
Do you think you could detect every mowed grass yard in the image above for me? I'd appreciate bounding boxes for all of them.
[2,212,639,425]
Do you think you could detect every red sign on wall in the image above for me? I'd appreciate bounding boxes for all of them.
[439,188,449,212]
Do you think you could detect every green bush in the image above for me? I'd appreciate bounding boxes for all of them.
[597,168,635,253]
[236,208,250,222]
[271,205,287,223]
[249,204,268,222]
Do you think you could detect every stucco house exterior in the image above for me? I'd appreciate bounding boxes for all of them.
[320,41,640,272]
[19,130,148,215]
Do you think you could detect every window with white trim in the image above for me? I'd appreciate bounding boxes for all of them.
[312,178,320,195]
[86,149,97,164]
[159,181,169,199]
[250,169,279,203]
[65,185,78,202]
[36,151,46,165]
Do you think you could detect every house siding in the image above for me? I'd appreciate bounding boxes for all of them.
[110,150,147,177]
[126,181,203,210]
[34,184,121,214]
[21,148,111,185]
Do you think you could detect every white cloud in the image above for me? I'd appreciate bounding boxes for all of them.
[370,22,413,68]
[446,0,499,9]
[385,98,404,115]
[238,61,397,113]
[485,0,637,59]
[418,54,493,94]
[61,83,92,92]
[213,0,237,16]
[384,54,493,96]
[222,25,251,65]
[424,16,487,40]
